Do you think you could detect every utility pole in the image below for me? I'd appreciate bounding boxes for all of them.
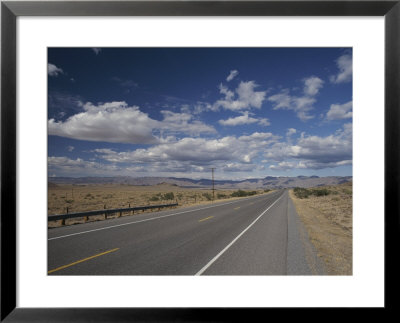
[211,168,215,201]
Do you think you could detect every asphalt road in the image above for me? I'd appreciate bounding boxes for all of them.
[48,189,324,275]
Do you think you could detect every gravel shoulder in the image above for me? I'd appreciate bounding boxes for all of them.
[287,193,325,275]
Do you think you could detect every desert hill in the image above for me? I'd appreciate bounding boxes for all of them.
[48,175,352,189]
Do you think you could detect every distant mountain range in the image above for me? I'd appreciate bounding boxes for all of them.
[48,175,352,189]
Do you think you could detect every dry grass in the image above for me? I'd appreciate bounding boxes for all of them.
[289,182,352,275]
[48,183,270,227]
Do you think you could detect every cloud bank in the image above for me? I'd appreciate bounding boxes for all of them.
[48,101,216,144]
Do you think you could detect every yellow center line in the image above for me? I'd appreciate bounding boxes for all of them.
[48,248,119,274]
[199,216,214,222]
[234,206,241,210]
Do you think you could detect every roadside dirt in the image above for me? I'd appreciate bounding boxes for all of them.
[289,182,352,275]
[48,183,272,227]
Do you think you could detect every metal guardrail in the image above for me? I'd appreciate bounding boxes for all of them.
[48,203,178,223]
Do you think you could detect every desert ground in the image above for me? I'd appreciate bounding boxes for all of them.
[48,182,269,227]
[289,182,352,275]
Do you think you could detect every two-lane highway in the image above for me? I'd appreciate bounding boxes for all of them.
[48,189,324,275]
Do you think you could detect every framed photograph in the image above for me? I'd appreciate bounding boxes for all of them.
[1,0,398,321]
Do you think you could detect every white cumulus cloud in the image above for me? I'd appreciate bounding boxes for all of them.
[214,81,267,111]
[269,161,297,171]
[94,132,280,167]
[48,102,158,144]
[326,101,352,120]
[266,123,352,170]
[48,63,63,77]
[226,70,239,82]
[330,54,352,84]
[48,101,216,144]
[219,112,270,127]
[286,128,297,137]
[268,76,324,121]
[92,48,102,55]
[303,76,324,96]
[159,110,216,135]
[48,156,121,176]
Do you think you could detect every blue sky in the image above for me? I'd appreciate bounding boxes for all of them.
[48,48,352,179]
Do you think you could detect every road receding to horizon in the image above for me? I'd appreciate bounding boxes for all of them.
[48,190,325,275]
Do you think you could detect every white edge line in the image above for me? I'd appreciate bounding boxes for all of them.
[195,192,284,276]
[48,192,280,241]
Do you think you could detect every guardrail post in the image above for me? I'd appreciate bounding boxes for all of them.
[104,205,107,219]
[61,207,68,225]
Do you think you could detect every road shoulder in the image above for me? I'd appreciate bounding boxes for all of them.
[287,192,325,275]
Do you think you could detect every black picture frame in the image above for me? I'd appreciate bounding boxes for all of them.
[1,0,399,321]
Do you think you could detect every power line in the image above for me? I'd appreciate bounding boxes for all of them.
[211,168,215,201]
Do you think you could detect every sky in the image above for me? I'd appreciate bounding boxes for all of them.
[48,48,352,180]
